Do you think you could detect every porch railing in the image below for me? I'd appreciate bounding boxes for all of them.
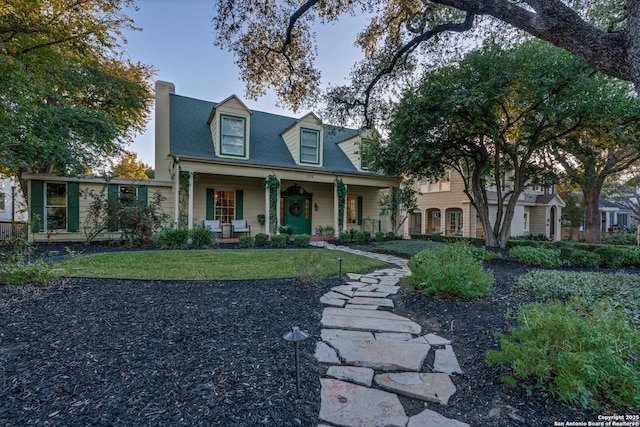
[0,221,27,241]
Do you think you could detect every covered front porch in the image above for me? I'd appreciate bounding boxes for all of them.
[173,159,398,236]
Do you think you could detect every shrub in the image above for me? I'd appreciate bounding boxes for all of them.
[386,231,396,241]
[509,246,561,267]
[621,247,640,266]
[152,228,190,248]
[339,232,351,242]
[486,301,640,409]
[294,234,311,247]
[190,225,215,248]
[602,231,636,246]
[375,231,385,241]
[278,225,294,235]
[593,246,625,267]
[254,233,270,247]
[407,242,494,298]
[238,235,255,248]
[568,249,600,267]
[271,234,287,248]
[354,231,370,244]
[0,261,55,286]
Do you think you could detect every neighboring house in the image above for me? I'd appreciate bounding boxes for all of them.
[0,176,28,241]
[24,81,397,242]
[571,195,634,232]
[403,170,565,241]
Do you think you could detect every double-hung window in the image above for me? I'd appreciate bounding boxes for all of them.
[360,139,373,171]
[221,115,246,156]
[46,183,67,230]
[300,129,320,164]
[0,192,5,211]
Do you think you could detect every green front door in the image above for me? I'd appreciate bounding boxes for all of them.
[285,195,311,235]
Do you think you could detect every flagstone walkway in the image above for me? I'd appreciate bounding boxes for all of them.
[315,244,469,427]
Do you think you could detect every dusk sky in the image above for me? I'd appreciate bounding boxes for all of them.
[123,0,369,167]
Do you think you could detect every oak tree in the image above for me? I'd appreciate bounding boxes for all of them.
[213,0,638,122]
[0,0,154,198]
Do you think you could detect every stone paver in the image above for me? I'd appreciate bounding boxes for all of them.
[319,379,408,427]
[315,342,341,364]
[349,296,394,307]
[316,245,468,426]
[374,372,457,405]
[434,344,463,374]
[330,339,430,371]
[326,366,374,387]
[408,408,470,427]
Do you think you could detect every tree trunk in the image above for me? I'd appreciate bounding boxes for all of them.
[582,187,602,244]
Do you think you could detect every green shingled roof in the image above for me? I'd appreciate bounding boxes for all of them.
[169,93,366,173]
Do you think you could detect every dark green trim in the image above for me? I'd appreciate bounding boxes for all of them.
[107,184,119,232]
[206,188,215,220]
[235,190,244,219]
[357,196,363,226]
[299,127,321,165]
[219,114,247,158]
[30,180,44,233]
[67,182,80,232]
[137,186,148,205]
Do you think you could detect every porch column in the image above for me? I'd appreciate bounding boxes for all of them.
[276,190,281,234]
[173,164,180,228]
[187,172,194,229]
[264,184,270,235]
[333,183,339,233]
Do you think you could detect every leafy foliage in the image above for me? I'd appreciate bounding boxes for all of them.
[508,246,561,267]
[406,242,494,298]
[515,270,640,327]
[0,261,55,286]
[254,233,270,247]
[0,0,154,197]
[339,232,351,242]
[238,235,255,248]
[486,301,640,409]
[270,234,288,249]
[354,231,370,244]
[189,225,216,249]
[110,151,152,179]
[152,228,190,249]
[294,234,310,247]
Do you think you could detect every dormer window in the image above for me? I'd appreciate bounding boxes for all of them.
[300,128,320,164]
[220,115,246,157]
[360,138,374,171]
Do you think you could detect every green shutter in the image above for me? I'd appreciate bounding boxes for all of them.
[67,182,80,232]
[137,186,148,205]
[107,184,119,232]
[357,196,363,225]
[30,180,44,233]
[206,188,215,220]
[235,190,244,219]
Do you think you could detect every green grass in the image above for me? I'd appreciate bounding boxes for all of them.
[53,249,386,280]
[369,239,443,257]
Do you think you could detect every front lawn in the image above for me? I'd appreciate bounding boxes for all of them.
[366,239,443,257]
[52,248,386,280]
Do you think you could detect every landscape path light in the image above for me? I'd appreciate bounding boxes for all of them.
[283,326,310,394]
[338,257,343,281]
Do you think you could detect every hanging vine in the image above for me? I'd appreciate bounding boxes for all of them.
[264,174,280,235]
[335,177,346,230]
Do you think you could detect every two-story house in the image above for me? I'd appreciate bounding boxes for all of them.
[404,170,565,241]
[153,81,397,237]
[24,81,397,242]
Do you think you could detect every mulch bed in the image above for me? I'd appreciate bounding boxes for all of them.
[1,243,637,426]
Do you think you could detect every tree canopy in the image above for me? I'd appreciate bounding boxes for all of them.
[109,151,151,180]
[372,40,639,247]
[0,0,154,197]
[213,0,638,123]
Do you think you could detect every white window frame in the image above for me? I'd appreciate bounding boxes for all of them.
[300,128,320,164]
[220,115,246,157]
[45,182,67,231]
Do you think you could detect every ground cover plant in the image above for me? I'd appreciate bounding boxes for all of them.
[51,249,386,280]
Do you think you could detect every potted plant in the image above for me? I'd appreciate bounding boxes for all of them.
[323,225,335,239]
[257,214,266,225]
